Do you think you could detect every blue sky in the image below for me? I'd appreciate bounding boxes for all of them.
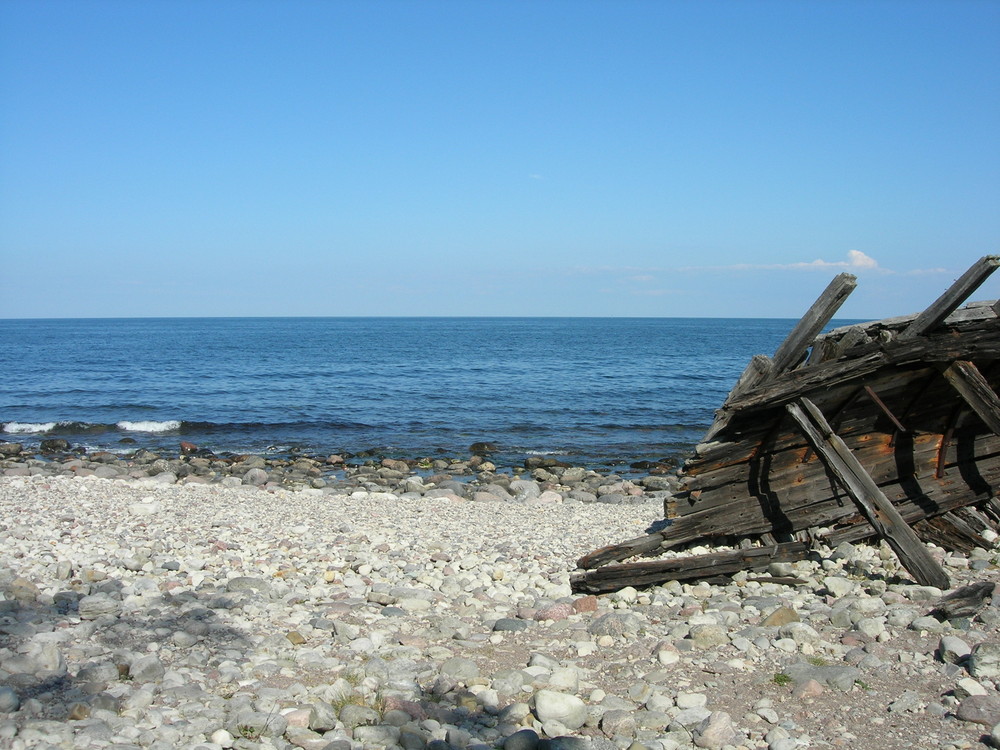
[1,0,998,319]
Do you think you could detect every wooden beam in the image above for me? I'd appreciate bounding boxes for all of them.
[943,360,1000,435]
[900,255,1000,339]
[863,385,906,433]
[771,273,857,375]
[786,397,950,589]
[571,542,810,594]
[576,533,667,570]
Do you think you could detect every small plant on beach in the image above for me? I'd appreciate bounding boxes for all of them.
[807,656,829,666]
[329,692,366,714]
[772,673,792,687]
[236,724,262,740]
[342,668,365,686]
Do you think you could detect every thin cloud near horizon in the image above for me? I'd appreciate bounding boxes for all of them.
[677,250,948,276]
[570,251,948,279]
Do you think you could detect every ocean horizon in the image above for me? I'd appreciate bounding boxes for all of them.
[0,316,858,469]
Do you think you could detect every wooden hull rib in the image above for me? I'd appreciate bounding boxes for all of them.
[573,256,1000,593]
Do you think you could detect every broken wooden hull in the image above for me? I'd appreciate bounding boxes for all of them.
[574,256,1000,593]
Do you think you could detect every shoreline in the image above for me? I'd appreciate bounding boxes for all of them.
[1,471,999,748]
[0,441,679,505]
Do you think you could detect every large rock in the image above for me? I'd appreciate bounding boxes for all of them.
[533,690,588,730]
[243,467,269,485]
[689,624,729,649]
[601,709,637,737]
[956,695,1000,726]
[938,635,972,664]
[3,640,66,676]
[694,711,740,749]
[0,442,23,456]
[587,612,642,638]
[783,662,860,692]
[969,642,1000,679]
[509,479,541,500]
[439,656,479,683]
[0,685,20,712]
[129,654,165,683]
[77,593,121,620]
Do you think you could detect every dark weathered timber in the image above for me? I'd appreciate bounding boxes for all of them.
[943,360,1000,435]
[771,273,857,375]
[899,255,1000,339]
[576,257,1000,591]
[930,582,997,620]
[576,534,667,570]
[571,542,811,594]
[913,513,990,554]
[863,385,907,432]
[785,398,950,588]
[587,431,1000,571]
[726,324,1000,414]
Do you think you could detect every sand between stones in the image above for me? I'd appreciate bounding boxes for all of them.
[0,474,998,750]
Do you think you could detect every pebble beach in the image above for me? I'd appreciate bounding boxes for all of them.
[3,458,1000,750]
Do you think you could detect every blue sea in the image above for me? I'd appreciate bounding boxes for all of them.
[0,317,818,469]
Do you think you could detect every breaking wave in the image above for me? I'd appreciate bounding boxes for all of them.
[116,420,183,432]
[3,422,59,434]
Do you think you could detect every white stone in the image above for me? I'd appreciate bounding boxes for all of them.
[956,678,989,698]
[533,690,588,730]
[856,617,886,639]
[823,576,855,598]
[676,692,708,709]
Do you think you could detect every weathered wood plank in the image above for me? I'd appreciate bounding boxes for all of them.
[913,514,989,554]
[682,427,1000,510]
[818,299,997,343]
[571,542,811,593]
[899,256,1000,339]
[930,582,997,620]
[786,397,950,589]
[726,322,1000,413]
[576,533,668,570]
[943,360,1000,435]
[688,351,1000,478]
[771,273,857,375]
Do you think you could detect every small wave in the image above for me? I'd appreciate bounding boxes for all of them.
[3,422,58,434]
[116,420,182,433]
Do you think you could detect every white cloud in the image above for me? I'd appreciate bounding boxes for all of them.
[680,250,884,273]
[846,249,878,268]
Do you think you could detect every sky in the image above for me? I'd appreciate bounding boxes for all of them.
[1,0,998,319]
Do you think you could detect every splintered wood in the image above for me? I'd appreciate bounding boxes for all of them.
[573,256,1000,595]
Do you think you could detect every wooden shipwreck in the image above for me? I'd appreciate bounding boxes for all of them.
[573,255,1000,594]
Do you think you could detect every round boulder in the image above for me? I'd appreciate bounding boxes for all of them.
[533,689,587,730]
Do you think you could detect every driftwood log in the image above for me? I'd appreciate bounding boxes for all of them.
[573,256,1000,594]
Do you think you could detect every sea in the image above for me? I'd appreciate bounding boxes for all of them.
[0,317,848,471]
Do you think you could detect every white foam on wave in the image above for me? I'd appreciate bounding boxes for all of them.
[3,422,58,434]
[116,420,182,432]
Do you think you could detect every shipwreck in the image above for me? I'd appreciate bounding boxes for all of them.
[573,255,1000,594]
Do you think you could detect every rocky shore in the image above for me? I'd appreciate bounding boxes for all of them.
[0,441,677,505]
[2,458,1000,749]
